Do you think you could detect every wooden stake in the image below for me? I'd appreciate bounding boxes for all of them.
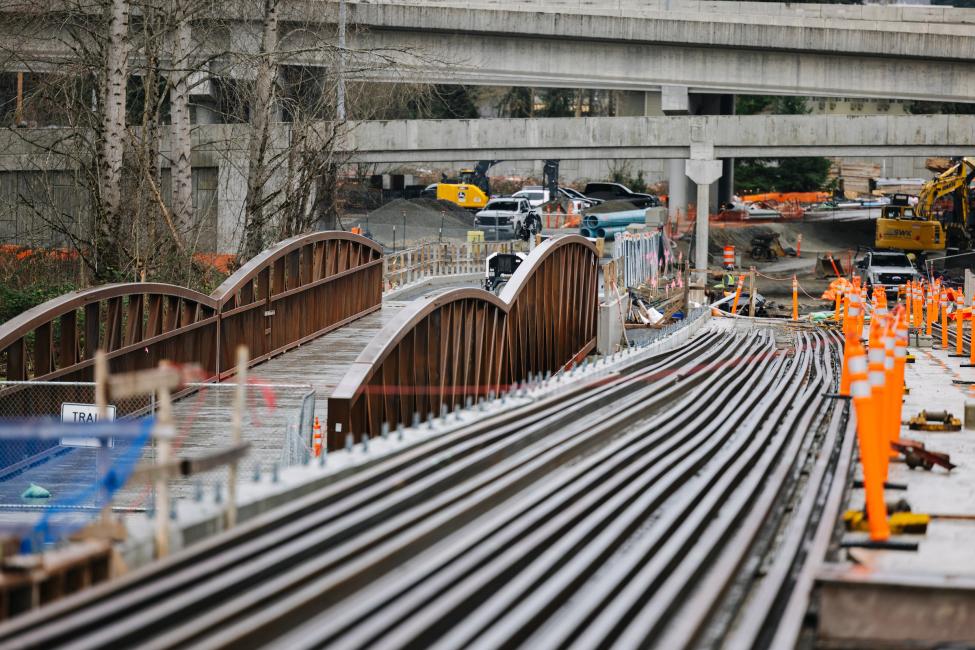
[94,351,111,528]
[155,362,173,559]
[15,72,23,124]
[748,267,756,317]
[226,346,248,529]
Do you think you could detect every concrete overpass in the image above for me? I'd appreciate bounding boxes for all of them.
[7,1,975,103]
[338,114,975,163]
[336,0,975,102]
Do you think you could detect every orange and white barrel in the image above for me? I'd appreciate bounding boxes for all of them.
[722,245,735,269]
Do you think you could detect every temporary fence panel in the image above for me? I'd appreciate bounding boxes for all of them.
[383,240,526,290]
[613,230,677,292]
[0,379,312,511]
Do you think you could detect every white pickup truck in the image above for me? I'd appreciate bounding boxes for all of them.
[856,251,921,299]
[475,198,542,240]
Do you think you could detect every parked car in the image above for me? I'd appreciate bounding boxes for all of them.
[512,186,550,208]
[856,251,921,299]
[558,187,602,211]
[475,198,542,240]
[582,182,659,208]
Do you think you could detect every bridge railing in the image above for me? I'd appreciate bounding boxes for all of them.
[0,284,220,384]
[212,232,383,378]
[0,232,383,386]
[383,240,525,291]
[329,235,598,446]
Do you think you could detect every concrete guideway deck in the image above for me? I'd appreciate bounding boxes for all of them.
[816,330,975,649]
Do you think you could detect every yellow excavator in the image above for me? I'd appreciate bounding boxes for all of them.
[875,157,975,252]
[433,160,498,210]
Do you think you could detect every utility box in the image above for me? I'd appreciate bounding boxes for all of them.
[645,207,666,227]
[597,291,629,355]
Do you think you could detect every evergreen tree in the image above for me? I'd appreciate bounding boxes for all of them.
[497,87,534,117]
[734,96,832,193]
[540,88,575,117]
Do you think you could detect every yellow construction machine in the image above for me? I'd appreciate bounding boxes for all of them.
[433,160,498,210]
[875,157,975,252]
[874,194,946,252]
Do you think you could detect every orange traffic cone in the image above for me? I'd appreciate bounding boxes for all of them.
[313,417,323,457]
[791,275,799,321]
[957,292,966,356]
[941,289,949,349]
[849,339,890,542]
[731,274,745,315]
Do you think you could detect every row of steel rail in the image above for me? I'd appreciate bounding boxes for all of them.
[0,324,849,649]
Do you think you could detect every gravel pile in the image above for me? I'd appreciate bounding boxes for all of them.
[584,200,644,215]
[368,198,474,229]
[351,198,479,246]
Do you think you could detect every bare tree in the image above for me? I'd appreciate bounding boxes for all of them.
[0,0,441,283]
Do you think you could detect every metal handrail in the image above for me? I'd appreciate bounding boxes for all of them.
[328,235,599,445]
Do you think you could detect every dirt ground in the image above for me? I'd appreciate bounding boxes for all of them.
[699,217,876,313]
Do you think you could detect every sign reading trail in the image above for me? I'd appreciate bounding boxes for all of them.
[60,403,117,447]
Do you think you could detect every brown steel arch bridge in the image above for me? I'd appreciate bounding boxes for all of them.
[0,233,598,450]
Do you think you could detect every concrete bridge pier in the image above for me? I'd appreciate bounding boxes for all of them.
[667,158,688,226]
[685,156,723,303]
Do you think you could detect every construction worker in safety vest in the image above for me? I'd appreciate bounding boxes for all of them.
[709,272,737,303]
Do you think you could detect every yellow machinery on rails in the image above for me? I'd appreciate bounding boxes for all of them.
[875,158,975,252]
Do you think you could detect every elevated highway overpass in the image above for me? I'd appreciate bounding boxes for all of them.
[6,1,975,102]
[340,0,975,102]
[338,114,975,163]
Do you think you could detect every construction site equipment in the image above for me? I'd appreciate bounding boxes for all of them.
[437,159,563,211]
[723,245,735,269]
[874,194,946,251]
[908,410,962,431]
[483,252,526,293]
[917,158,975,249]
[843,510,930,535]
[875,158,975,252]
[893,439,956,471]
[749,233,780,261]
[435,160,499,210]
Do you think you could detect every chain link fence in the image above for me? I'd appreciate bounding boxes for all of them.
[0,379,315,512]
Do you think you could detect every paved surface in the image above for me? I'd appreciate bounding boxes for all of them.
[847,338,975,576]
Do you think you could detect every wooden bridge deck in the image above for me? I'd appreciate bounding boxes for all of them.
[1,281,480,509]
[150,279,482,500]
[130,301,410,501]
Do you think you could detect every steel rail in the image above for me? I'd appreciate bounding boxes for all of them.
[721,333,851,649]
[293,333,779,650]
[0,329,728,649]
[562,331,824,649]
[449,333,802,650]
[639,330,840,649]
[388,334,781,647]
[134,332,748,650]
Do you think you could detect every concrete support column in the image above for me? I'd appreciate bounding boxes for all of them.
[668,157,688,222]
[718,93,736,206]
[685,158,723,301]
[718,157,735,207]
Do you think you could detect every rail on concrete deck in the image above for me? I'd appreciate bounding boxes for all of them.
[328,235,598,447]
[0,232,382,396]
